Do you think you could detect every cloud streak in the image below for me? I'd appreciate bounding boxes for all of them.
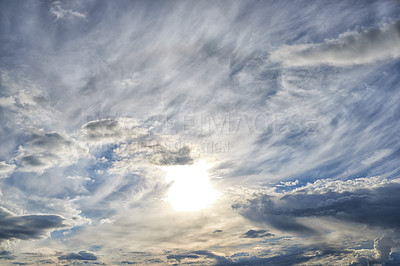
[271,21,400,67]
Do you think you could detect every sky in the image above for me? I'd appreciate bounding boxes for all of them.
[1,0,400,265]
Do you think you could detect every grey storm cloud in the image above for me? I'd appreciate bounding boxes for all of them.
[0,206,65,241]
[58,250,97,261]
[240,229,273,238]
[235,182,400,234]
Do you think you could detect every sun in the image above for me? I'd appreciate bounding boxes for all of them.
[164,160,220,212]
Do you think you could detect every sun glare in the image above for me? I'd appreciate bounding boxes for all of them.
[164,161,220,212]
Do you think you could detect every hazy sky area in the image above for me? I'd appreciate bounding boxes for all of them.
[1,0,400,265]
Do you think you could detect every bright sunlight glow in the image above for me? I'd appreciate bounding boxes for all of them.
[165,160,220,212]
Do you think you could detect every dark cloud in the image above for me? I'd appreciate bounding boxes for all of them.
[0,251,11,256]
[82,118,146,144]
[28,132,70,149]
[20,155,44,167]
[83,119,119,140]
[16,131,87,172]
[235,183,400,234]
[0,206,65,241]
[231,252,249,258]
[372,235,396,264]
[385,252,400,266]
[233,195,315,234]
[38,259,56,264]
[240,229,273,238]
[121,261,137,265]
[167,249,350,266]
[166,254,199,262]
[166,250,231,265]
[146,258,163,264]
[150,146,193,165]
[191,250,233,265]
[58,251,97,261]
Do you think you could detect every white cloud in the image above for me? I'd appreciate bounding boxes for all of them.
[271,21,400,67]
[276,179,299,187]
[0,97,15,107]
[288,176,400,195]
[50,1,86,20]
[0,162,16,178]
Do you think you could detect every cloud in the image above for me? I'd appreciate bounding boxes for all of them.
[373,235,396,263]
[0,0,400,264]
[271,21,400,67]
[150,146,193,166]
[50,1,86,20]
[58,250,97,261]
[166,250,232,265]
[120,261,137,265]
[81,118,147,145]
[288,176,399,194]
[235,177,400,235]
[107,141,194,176]
[166,248,354,266]
[0,206,65,241]
[276,179,299,187]
[0,162,15,178]
[166,253,199,262]
[234,195,315,234]
[0,97,15,107]
[361,149,393,166]
[16,131,88,173]
[240,229,273,238]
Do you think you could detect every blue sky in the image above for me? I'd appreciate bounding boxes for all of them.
[1,0,400,265]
